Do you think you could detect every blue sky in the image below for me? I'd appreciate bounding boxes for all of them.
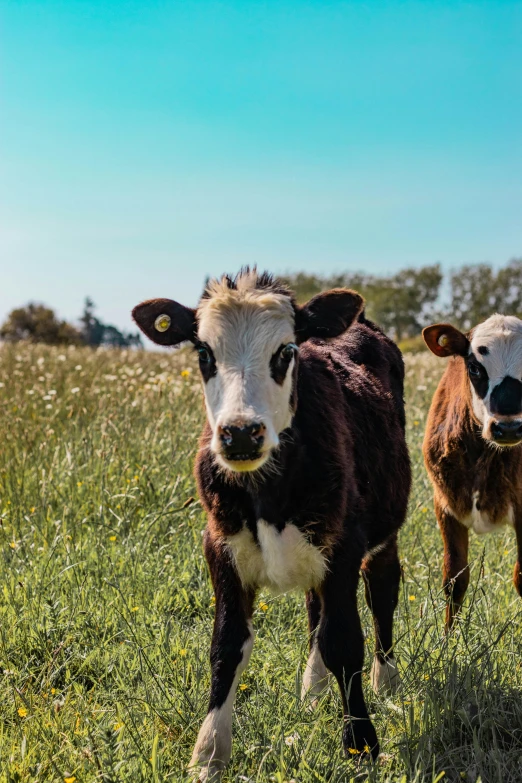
[2,0,521,331]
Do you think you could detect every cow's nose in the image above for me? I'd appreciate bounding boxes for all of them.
[218,423,266,460]
[491,420,522,444]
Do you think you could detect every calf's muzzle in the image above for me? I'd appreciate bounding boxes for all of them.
[490,419,522,446]
[218,422,266,461]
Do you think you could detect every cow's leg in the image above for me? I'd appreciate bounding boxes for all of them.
[513,506,522,597]
[189,534,255,782]
[362,534,401,695]
[317,548,379,759]
[437,502,469,631]
[301,589,329,704]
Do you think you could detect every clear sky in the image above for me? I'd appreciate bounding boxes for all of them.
[1,0,521,331]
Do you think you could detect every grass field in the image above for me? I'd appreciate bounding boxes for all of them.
[1,342,522,783]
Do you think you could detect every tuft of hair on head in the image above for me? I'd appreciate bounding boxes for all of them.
[201,266,294,303]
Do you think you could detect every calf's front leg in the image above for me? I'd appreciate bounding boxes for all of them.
[317,550,379,759]
[436,501,469,631]
[189,532,255,782]
[513,507,522,598]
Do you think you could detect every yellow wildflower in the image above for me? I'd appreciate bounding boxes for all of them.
[409,595,416,601]
[181,369,191,378]
[179,648,187,657]
[131,606,139,612]
[64,777,76,783]
[239,683,248,691]
[109,535,117,542]
[17,707,28,717]
[259,601,269,612]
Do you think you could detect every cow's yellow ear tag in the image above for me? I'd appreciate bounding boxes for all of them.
[437,334,448,348]
[154,314,171,332]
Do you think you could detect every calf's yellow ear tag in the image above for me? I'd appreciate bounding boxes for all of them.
[437,334,448,348]
[154,314,171,333]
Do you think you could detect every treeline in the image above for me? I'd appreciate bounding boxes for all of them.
[0,298,142,348]
[3,259,521,348]
[282,258,522,341]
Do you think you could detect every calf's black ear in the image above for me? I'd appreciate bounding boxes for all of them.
[132,298,196,346]
[423,323,469,358]
[295,289,364,343]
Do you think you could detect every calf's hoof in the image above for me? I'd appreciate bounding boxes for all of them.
[343,717,379,761]
[371,656,401,695]
[188,761,225,782]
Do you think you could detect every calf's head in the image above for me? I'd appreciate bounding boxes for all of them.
[424,315,522,447]
[133,269,363,472]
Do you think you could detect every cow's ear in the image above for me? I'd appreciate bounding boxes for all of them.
[132,298,196,346]
[423,323,469,358]
[295,289,364,343]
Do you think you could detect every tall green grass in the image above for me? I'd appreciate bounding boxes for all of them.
[0,343,521,782]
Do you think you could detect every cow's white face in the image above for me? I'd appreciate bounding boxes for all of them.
[424,314,522,447]
[196,277,297,472]
[467,316,522,445]
[132,269,364,473]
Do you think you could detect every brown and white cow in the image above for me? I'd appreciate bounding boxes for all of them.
[133,269,411,779]
[423,315,522,630]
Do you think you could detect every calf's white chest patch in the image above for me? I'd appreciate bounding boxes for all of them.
[456,492,514,535]
[226,520,327,593]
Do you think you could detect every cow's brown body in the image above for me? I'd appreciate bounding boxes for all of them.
[423,319,522,629]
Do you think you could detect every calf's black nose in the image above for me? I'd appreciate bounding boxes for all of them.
[491,420,522,444]
[218,423,265,460]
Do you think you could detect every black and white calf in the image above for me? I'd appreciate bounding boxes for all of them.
[133,269,411,779]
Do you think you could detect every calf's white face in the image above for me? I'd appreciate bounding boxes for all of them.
[132,269,364,473]
[424,314,522,447]
[196,278,297,471]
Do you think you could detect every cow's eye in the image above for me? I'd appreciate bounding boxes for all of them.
[280,343,297,363]
[468,361,481,377]
[198,346,212,364]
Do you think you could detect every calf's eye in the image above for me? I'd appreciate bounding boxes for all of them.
[280,343,298,362]
[198,347,211,364]
[468,362,481,377]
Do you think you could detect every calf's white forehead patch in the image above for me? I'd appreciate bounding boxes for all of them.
[471,314,522,382]
[197,286,295,358]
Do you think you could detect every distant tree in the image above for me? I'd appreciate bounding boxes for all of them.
[80,298,142,348]
[80,297,105,346]
[0,303,83,345]
[282,264,442,340]
[279,272,324,303]
[450,259,522,329]
[366,265,443,341]
[495,259,522,314]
